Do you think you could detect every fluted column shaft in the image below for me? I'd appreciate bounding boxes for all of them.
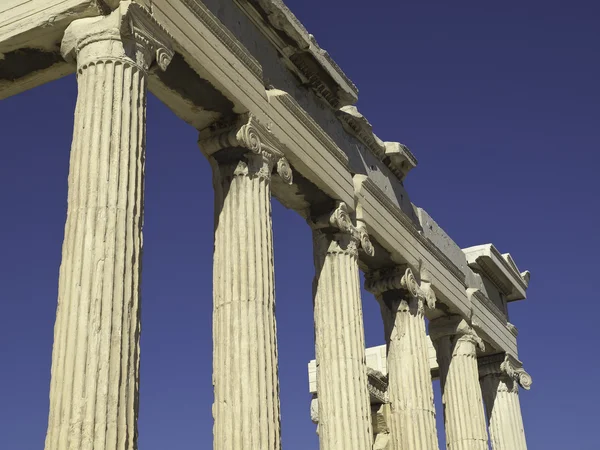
[45,5,172,450]
[312,212,373,450]
[366,267,439,450]
[430,316,488,450]
[211,153,281,450]
[480,356,529,450]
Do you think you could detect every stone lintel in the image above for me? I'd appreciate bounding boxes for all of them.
[0,0,101,100]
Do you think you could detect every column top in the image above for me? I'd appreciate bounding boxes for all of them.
[429,315,485,351]
[310,202,374,257]
[365,266,437,309]
[198,113,293,184]
[479,353,533,390]
[61,1,174,71]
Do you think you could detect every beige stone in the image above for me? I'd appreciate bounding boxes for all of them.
[310,202,374,450]
[480,354,531,450]
[45,4,173,450]
[199,114,292,450]
[0,1,537,448]
[366,266,439,450]
[430,316,489,450]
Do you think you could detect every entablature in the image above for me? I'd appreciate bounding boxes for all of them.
[463,244,530,302]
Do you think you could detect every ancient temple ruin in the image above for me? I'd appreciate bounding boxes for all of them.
[1,1,532,449]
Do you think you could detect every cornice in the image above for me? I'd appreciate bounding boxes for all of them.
[233,0,357,108]
[490,246,529,291]
[360,178,466,287]
[337,106,418,182]
[463,244,529,301]
[181,0,263,80]
[267,89,351,172]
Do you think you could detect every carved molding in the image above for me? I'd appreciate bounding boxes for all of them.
[366,367,389,404]
[181,0,263,80]
[311,202,374,257]
[429,315,485,352]
[199,113,293,184]
[61,1,174,71]
[479,353,532,391]
[365,266,437,312]
[360,178,466,286]
[501,355,532,390]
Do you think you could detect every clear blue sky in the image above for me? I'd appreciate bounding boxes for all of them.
[1,0,598,448]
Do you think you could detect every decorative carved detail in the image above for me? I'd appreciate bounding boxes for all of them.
[456,331,485,353]
[419,280,437,311]
[470,288,507,325]
[479,353,532,391]
[365,266,437,311]
[400,267,420,298]
[429,315,485,352]
[501,355,532,390]
[199,113,293,183]
[328,202,354,234]
[356,221,375,258]
[181,0,263,80]
[276,157,293,185]
[61,1,174,71]
[366,367,389,404]
[311,202,374,256]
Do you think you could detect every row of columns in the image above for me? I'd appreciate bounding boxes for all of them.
[44,4,530,450]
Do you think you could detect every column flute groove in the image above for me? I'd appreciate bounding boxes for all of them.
[310,202,374,450]
[45,4,173,450]
[479,354,531,450]
[430,316,488,450]
[200,114,293,450]
[365,266,440,450]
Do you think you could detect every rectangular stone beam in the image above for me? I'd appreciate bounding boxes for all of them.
[0,0,101,99]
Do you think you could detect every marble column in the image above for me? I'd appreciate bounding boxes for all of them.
[430,316,488,450]
[311,202,374,450]
[45,4,173,450]
[199,115,292,450]
[479,354,532,450]
[365,267,439,450]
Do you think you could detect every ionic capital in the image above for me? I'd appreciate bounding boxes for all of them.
[61,1,174,71]
[479,354,532,390]
[365,266,436,310]
[429,315,485,352]
[199,113,293,184]
[310,202,374,257]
